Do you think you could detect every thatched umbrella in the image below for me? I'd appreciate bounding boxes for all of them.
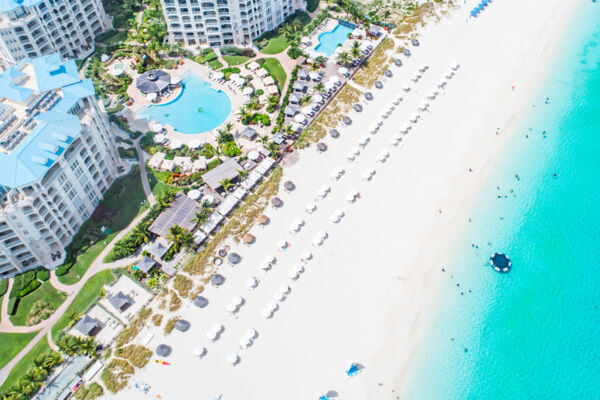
[394,59,403,67]
[271,197,283,207]
[374,81,383,89]
[317,142,327,152]
[353,104,363,112]
[211,274,225,286]
[411,38,420,46]
[257,214,269,225]
[284,181,295,191]
[342,116,352,125]
[329,129,340,138]
[175,319,190,332]
[156,344,172,357]
[242,233,255,244]
[384,69,393,78]
[364,92,374,101]
[228,253,241,265]
[194,296,209,308]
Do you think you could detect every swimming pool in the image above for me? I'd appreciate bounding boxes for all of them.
[314,24,354,57]
[137,72,231,134]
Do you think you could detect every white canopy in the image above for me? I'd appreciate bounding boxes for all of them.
[410,113,420,123]
[294,114,307,123]
[321,184,331,193]
[187,189,201,200]
[171,76,181,85]
[279,284,290,294]
[301,36,310,43]
[243,87,254,95]
[260,262,271,271]
[214,72,225,80]
[146,92,157,102]
[151,123,163,133]
[256,68,269,78]
[329,75,340,85]
[153,133,166,143]
[245,328,257,339]
[312,236,323,246]
[301,251,312,260]
[206,330,218,340]
[261,309,272,318]
[288,269,299,280]
[230,73,240,80]
[201,195,215,205]
[169,139,182,150]
[346,193,356,203]
[232,296,243,306]
[302,106,314,115]
[189,139,202,149]
[265,254,276,264]
[246,277,258,289]
[248,61,260,71]
[227,354,239,365]
[334,209,344,218]
[274,291,285,301]
[267,302,278,312]
[227,303,237,313]
[313,94,323,103]
[240,337,252,348]
[262,76,275,86]
[338,67,349,75]
[211,323,223,332]
[306,202,317,213]
[248,150,260,161]
[309,71,320,81]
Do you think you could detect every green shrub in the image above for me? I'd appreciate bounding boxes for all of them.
[256,89,264,96]
[130,130,143,139]
[206,158,222,170]
[164,59,175,69]
[306,0,319,12]
[55,264,70,276]
[0,278,7,297]
[36,269,50,281]
[201,144,215,159]
[18,279,41,297]
[7,297,18,315]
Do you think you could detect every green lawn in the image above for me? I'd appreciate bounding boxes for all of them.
[208,59,223,70]
[58,168,149,285]
[261,35,289,55]
[259,58,287,91]
[222,55,251,66]
[52,270,116,342]
[10,281,67,326]
[0,332,38,370]
[0,335,50,392]
[146,166,178,198]
[118,146,138,160]
[95,29,128,46]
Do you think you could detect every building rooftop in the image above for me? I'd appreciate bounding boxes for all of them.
[0,0,41,13]
[149,193,200,236]
[0,54,95,189]
[202,158,241,190]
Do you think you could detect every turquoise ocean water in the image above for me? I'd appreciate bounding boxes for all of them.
[405,3,600,399]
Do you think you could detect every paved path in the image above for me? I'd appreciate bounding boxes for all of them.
[346,80,367,92]
[0,143,155,386]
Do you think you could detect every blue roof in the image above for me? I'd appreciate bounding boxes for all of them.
[0,0,42,13]
[0,54,94,188]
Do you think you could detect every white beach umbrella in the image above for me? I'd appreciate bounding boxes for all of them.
[260,261,271,271]
[375,118,383,126]
[410,113,420,123]
[330,214,340,223]
[193,345,206,357]
[321,184,331,193]
[346,152,356,161]
[245,328,258,339]
[187,189,201,200]
[352,147,360,156]
[335,167,345,176]
[312,236,323,246]
[232,296,243,306]
[230,73,240,80]
[428,91,437,100]
[306,202,317,213]
[419,101,430,111]
[227,303,238,313]
[153,133,166,143]
[411,74,420,82]
[206,330,218,341]
[334,209,344,218]
[169,139,182,150]
[274,291,286,301]
[243,86,254,95]
[317,230,328,240]
[346,193,356,203]
[452,62,460,70]
[302,106,314,115]
[151,123,163,133]
[240,337,252,349]
[288,269,300,280]
[387,102,395,111]
[338,67,349,75]
[265,254,276,264]
[446,69,454,79]
[363,170,373,181]
[227,354,239,365]
[403,85,411,92]
[301,251,312,261]
[261,309,272,318]
[393,133,402,142]
[290,223,300,233]
[390,138,399,146]
[401,123,412,133]
[369,124,379,134]
[277,240,287,250]
[294,218,304,227]
[279,284,291,294]
[294,264,305,274]
[146,92,157,102]
[189,139,202,149]
[393,95,403,105]
[437,79,447,88]
[246,277,258,289]
[318,189,328,198]
[358,135,369,146]
[380,110,389,119]
[295,114,307,124]
[313,94,323,103]
[267,301,278,312]
[419,63,429,72]
[212,323,223,333]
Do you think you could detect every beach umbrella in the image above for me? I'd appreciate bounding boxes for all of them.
[194,296,209,308]
[156,344,172,357]
[410,113,420,123]
[390,138,399,146]
[245,328,258,339]
[232,296,243,307]
[306,202,317,213]
[294,264,305,274]
[321,184,331,193]
[193,345,206,357]
[206,330,218,341]
[364,92,374,101]
[403,48,411,57]
[411,74,420,82]
[427,91,437,100]
[312,236,323,246]
[317,230,328,240]
[295,114,307,124]
[271,197,283,207]
[228,253,241,265]
[317,142,327,152]
[301,251,312,261]
[230,73,240,80]
[346,193,356,203]
[419,63,429,72]
[290,223,300,233]
[257,214,268,225]
[403,85,411,92]
[175,319,190,332]
[369,124,379,134]
[289,269,300,280]
[330,213,340,223]
[411,38,420,46]
[240,336,252,349]
[261,308,272,318]
[470,10,478,17]
[452,62,460,70]
[367,167,376,176]
[342,116,352,125]
[393,133,402,141]
[318,188,328,198]
[260,261,271,271]
[151,123,163,133]
[363,170,373,181]
[227,354,239,365]
[353,103,363,112]
[334,166,345,177]
[329,129,340,138]
[375,119,383,126]
[351,189,359,198]
[153,133,166,143]
[187,189,201,200]
[242,233,254,244]
[211,274,225,286]
[358,135,369,146]
[202,195,215,205]
[265,254,276,264]
[377,151,389,163]
[313,94,323,103]
[277,239,287,250]
[211,323,223,333]
[380,110,389,119]
[437,79,447,87]
[338,67,349,75]
[274,291,286,301]
[334,209,344,218]
[384,69,393,78]
[169,139,182,150]
[419,101,430,111]
[401,123,411,133]
[293,217,304,227]
[246,277,258,289]
[394,59,403,67]
[284,181,295,191]
[446,70,454,79]
[267,301,278,312]
[243,86,254,95]
[227,303,237,313]
[351,147,360,156]
[393,95,403,105]
[374,81,383,89]
[346,152,356,161]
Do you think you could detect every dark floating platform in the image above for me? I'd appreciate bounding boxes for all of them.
[490,252,511,273]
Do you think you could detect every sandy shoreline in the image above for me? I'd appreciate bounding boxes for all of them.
[103,1,579,399]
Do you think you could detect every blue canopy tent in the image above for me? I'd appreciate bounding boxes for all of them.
[470,10,478,17]
[477,5,484,11]
[346,363,359,377]
[481,0,489,5]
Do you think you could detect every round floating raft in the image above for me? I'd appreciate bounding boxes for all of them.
[490,253,511,273]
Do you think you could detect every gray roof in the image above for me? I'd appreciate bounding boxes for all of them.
[297,69,309,79]
[74,315,102,336]
[241,126,257,140]
[202,158,241,190]
[292,81,307,91]
[149,193,200,237]
[367,26,383,37]
[288,93,300,104]
[147,240,169,259]
[136,69,171,94]
[284,105,299,116]
[136,256,157,274]
[109,291,134,312]
[272,133,285,145]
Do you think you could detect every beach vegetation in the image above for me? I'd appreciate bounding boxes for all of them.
[9,280,66,326]
[101,358,135,393]
[115,308,153,348]
[56,335,98,358]
[151,314,163,326]
[353,38,394,87]
[164,316,180,335]
[114,345,152,368]
[169,291,182,312]
[74,382,104,400]
[172,275,194,299]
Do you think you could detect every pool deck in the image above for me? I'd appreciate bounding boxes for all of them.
[123,59,264,154]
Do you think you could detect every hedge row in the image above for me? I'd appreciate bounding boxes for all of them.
[10,270,37,298]
[37,269,50,281]
[275,65,299,129]
[17,279,41,298]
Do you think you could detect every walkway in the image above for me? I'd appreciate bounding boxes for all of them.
[0,135,155,386]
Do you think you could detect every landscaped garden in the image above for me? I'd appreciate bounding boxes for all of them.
[0,332,38,370]
[255,58,287,91]
[56,167,150,284]
[9,280,66,326]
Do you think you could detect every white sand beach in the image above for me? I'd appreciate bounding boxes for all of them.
[106,0,578,399]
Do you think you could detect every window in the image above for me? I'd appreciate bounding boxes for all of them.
[62,181,73,193]
[57,173,67,184]
[83,182,92,194]
[67,189,76,201]
[70,160,79,171]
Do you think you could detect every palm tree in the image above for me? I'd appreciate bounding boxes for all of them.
[237,169,249,181]
[192,210,209,226]
[267,95,279,107]
[300,94,312,106]
[166,224,188,253]
[131,224,149,246]
[259,134,270,145]
[223,121,234,134]
[219,178,234,192]
[382,9,391,24]
[314,82,325,93]
[283,124,295,137]
[314,55,326,67]
[310,61,321,72]
[180,230,194,251]
[337,51,350,66]
[351,45,361,61]
[267,141,281,158]
[80,337,97,358]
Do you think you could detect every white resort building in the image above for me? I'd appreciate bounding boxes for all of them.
[0,0,110,70]
[0,54,121,278]
[161,0,305,48]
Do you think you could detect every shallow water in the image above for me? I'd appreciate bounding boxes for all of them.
[405,3,600,399]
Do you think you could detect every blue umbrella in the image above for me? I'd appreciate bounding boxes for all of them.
[482,0,488,5]
[319,397,329,400]
[477,5,484,11]
[346,363,359,377]
[472,7,480,14]
[470,10,478,17]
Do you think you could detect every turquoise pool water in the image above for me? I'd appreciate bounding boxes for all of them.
[137,71,231,134]
[314,24,354,56]
[405,2,600,399]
